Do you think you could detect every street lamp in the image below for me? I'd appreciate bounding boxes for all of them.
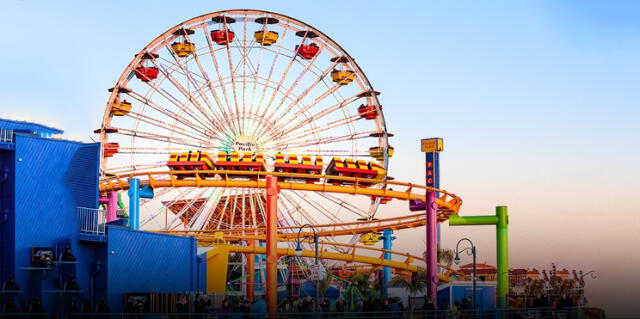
[454,238,477,311]
[295,224,320,314]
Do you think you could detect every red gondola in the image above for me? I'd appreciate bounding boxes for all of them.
[104,143,119,158]
[357,104,380,120]
[134,66,159,82]
[210,29,235,45]
[296,43,320,60]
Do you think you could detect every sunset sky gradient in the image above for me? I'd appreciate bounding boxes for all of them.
[0,0,638,316]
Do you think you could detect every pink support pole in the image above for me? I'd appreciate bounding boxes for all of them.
[106,191,118,222]
[426,190,438,303]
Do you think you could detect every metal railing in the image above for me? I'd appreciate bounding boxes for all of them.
[0,128,13,143]
[77,207,106,235]
[59,308,587,319]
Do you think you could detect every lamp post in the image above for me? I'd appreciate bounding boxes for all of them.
[295,224,320,315]
[454,238,477,311]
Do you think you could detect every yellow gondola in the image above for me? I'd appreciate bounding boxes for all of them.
[331,70,356,85]
[111,100,132,116]
[254,30,279,46]
[171,41,195,57]
[369,146,394,161]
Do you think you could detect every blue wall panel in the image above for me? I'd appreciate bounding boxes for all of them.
[106,227,198,312]
[11,134,100,313]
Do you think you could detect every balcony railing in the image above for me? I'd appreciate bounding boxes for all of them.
[77,207,106,236]
[0,128,13,143]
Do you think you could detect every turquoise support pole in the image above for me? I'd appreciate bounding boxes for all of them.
[382,229,394,295]
[127,178,154,230]
[128,178,140,230]
[449,206,509,309]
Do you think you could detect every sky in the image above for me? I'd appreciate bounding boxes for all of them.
[1,0,639,316]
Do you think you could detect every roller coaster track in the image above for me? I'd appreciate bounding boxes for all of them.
[218,242,466,280]
[165,211,436,238]
[100,170,463,219]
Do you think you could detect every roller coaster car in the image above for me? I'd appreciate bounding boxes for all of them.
[134,66,159,82]
[210,29,235,45]
[167,151,215,178]
[357,104,380,120]
[325,158,383,187]
[171,41,195,57]
[111,100,132,116]
[273,153,323,183]
[331,69,356,85]
[254,30,279,46]
[296,43,320,60]
[369,146,394,161]
[214,152,266,179]
[103,143,119,158]
[358,232,382,246]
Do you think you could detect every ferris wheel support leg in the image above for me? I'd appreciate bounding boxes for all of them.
[265,176,279,313]
[426,190,438,303]
[247,239,256,302]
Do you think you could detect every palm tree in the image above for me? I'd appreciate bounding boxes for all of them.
[438,248,455,271]
[388,270,427,312]
[423,247,455,273]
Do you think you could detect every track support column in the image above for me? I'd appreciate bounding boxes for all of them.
[265,176,279,313]
[426,190,438,303]
[247,239,255,302]
[448,206,510,308]
[382,229,395,296]
[106,191,118,222]
[127,178,154,231]
[496,206,509,309]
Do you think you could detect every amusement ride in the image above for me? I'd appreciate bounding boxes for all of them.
[93,9,502,312]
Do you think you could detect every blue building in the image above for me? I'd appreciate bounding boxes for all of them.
[0,119,204,314]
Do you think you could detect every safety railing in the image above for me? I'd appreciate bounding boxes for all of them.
[61,307,587,318]
[77,207,106,235]
[0,128,13,143]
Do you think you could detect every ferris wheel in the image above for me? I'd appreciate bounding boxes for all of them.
[96,9,393,245]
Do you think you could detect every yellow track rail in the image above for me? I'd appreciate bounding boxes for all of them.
[100,170,462,218]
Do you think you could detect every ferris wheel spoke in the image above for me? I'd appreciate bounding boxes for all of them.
[269,130,374,152]
[113,126,216,150]
[137,79,218,134]
[277,93,362,137]
[203,27,242,136]
[316,193,370,218]
[152,57,227,136]
[189,189,221,230]
[214,188,233,230]
[196,26,245,139]
[163,47,237,141]
[116,108,225,146]
[280,192,320,226]
[276,113,363,144]
[252,28,290,129]
[124,90,214,136]
[252,48,329,140]
[255,79,342,143]
[166,188,208,230]
[141,188,191,227]
[290,191,346,225]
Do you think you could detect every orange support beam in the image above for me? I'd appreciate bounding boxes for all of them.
[247,239,255,302]
[265,176,279,313]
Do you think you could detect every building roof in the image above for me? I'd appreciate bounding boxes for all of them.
[0,118,63,136]
[459,263,496,270]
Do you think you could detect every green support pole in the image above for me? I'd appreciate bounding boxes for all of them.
[496,206,509,309]
[449,206,509,309]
